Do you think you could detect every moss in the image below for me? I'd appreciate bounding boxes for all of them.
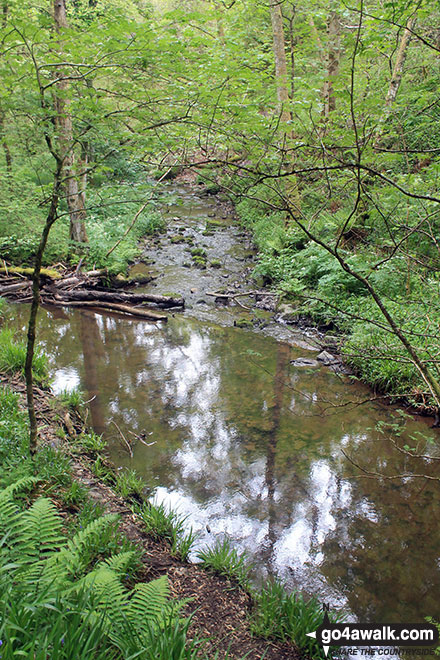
[210,259,221,268]
[170,235,185,244]
[191,248,207,258]
[205,219,225,229]
[192,256,207,269]
[234,318,253,329]
[0,266,61,279]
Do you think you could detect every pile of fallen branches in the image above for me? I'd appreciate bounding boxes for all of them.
[0,264,184,321]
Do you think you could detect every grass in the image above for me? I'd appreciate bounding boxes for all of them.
[0,386,71,489]
[114,467,145,499]
[250,580,345,660]
[59,386,84,410]
[74,431,107,455]
[0,327,48,385]
[139,499,197,561]
[196,537,253,590]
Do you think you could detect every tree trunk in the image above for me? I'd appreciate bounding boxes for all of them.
[384,16,416,108]
[322,9,341,118]
[269,0,292,126]
[268,0,301,220]
[25,167,63,455]
[374,16,417,147]
[53,0,88,244]
[0,110,12,184]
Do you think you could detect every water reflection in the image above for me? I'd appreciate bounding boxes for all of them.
[8,304,440,624]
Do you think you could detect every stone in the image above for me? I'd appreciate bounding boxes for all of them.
[290,358,320,368]
[317,350,339,365]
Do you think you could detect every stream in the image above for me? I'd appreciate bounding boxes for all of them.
[7,184,440,627]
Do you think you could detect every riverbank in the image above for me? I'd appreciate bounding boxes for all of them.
[227,185,440,420]
[0,365,325,660]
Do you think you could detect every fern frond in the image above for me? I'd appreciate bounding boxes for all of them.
[128,575,170,628]
[0,476,39,502]
[67,513,119,555]
[0,478,40,543]
[18,498,65,562]
[71,566,128,633]
[60,513,119,577]
[96,551,136,576]
[0,495,19,540]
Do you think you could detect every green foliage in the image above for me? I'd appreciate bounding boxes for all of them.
[197,537,253,590]
[75,431,107,455]
[0,328,48,384]
[425,617,440,656]
[59,387,84,410]
[251,580,344,660]
[0,480,194,659]
[0,387,69,489]
[62,481,89,508]
[76,184,166,274]
[139,500,196,560]
[114,468,145,499]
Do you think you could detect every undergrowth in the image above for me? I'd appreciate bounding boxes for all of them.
[235,192,440,410]
[197,537,253,590]
[0,377,342,659]
[139,500,197,561]
[0,327,48,385]
[250,580,344,660]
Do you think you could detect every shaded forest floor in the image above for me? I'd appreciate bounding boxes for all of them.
[1,370,304,660]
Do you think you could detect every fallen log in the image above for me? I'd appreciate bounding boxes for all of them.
[0,266,61,279]
[48,299,167,321]
[206,290,277,299]
[0,282,30,295]
[45,286,184,308]
[53,276,84,289]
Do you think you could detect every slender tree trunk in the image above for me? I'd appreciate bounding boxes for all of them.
[25,167,62,455]
[286,6,295,99]
[268,0,301,219]
[322,9,341,118]
[269,0,292,126]
[375,16,416,147]
[309,16,323,51]
[53,0,88,244]
[384,16,416,107]
[214,1,225,43]
[0,110,12,184]
[1,3,12,185]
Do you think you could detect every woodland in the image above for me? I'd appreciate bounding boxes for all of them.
[0,0,440,658]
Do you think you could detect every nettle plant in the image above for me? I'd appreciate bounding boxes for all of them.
[0,478,197,659]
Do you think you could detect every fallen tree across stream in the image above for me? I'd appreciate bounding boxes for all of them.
[0,264,184,321]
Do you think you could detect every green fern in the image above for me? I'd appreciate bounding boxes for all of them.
[129,574,171,625]
[0,480,194,658]
[19,498,65,562]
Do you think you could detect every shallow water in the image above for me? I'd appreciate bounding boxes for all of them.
[6,185,440,627]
